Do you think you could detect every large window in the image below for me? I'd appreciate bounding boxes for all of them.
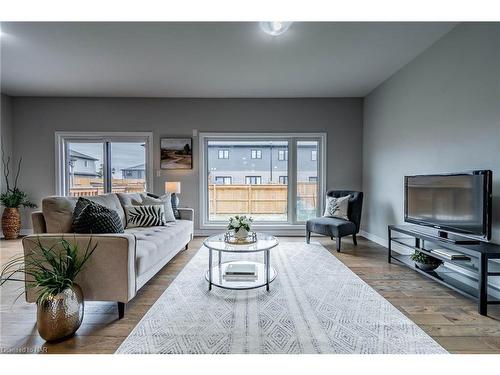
[201,133,325,228]
[56,132,152,196]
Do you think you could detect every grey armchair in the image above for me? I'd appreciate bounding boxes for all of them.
[306,190,363,252]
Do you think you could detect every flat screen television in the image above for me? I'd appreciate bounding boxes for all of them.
[404,170,492,241]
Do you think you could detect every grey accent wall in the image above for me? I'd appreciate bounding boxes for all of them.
[1,94,14,228]
[11,98,363,230]
[362,23,500,243]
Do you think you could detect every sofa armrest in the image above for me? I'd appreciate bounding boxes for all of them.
[22,233,137,304]
[31,211,47,234]
[178,208,194,221]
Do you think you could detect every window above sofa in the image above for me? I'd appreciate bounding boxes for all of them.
[55,132,153,197]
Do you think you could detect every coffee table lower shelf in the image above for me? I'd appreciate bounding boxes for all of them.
[205,261,277,290]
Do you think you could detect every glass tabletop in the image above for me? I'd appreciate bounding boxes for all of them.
[203,232,279,253]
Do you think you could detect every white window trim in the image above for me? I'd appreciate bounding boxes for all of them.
[199,132,327,230]
[55,131,153,196]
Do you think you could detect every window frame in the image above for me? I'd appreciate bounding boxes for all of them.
[251,149,262,159]
[218,149,229,159]
[245,176,262,185]
[199,132,326,230]
[55,132,153,196]
[214,176,232,185]
[278,149,288,161]
[311,150,317,161]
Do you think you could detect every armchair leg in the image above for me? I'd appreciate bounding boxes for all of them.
[353,234,357,246]
[336,237,341,252]
[306,230,311,244]
[184,243,189,251]
[118,302,125,319]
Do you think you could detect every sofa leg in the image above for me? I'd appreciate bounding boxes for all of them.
[184,242,189,251]
[330,236,333,240]
[353,234,357,246]
[336,237,341,252]
[118,302,125,319]
[306,230,311,244]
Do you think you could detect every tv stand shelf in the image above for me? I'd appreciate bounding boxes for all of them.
[388,225,500,316]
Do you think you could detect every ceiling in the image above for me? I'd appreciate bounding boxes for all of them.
[0,22,456,97]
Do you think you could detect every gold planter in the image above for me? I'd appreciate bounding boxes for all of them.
[36,284,84,342]
[1,207,21,240]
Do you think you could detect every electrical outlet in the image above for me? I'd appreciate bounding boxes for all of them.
[156,170,161,178]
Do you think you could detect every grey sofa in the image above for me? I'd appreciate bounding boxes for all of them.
[22,192,194,319]
[306,190,363,252]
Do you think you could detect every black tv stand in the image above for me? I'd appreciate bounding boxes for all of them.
[388,224,500,316]
[437,230,480,245]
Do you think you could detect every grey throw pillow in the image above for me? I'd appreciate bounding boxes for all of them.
[142,194,176,222]
[323,195,350,220]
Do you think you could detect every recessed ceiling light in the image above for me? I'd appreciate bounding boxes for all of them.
[259,22,292,36]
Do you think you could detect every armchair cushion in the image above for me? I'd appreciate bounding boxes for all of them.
[307,217,356,237]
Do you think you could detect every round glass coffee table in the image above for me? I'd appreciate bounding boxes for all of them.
[203,232,279,291]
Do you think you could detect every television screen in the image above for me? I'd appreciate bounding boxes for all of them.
[405,171,492,240]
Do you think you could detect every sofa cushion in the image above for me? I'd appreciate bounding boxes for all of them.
[306,217,356,237]
[116,192,146,207]
[73,198,124,234]
[126,220,193,276]
[43,194,125,233]
[142,194,176,222]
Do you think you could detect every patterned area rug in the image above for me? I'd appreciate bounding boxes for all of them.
[116,242,447,354]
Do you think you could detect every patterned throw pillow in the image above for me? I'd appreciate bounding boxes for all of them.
[142,195,176,222]
[323,195,350,220]
[73,198,124,233]
[124,205,166,228]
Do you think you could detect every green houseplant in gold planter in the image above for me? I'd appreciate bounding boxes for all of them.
[0,237,97,342]
[1,150,36,239]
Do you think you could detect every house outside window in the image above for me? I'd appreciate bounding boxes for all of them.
[245,176,262,185]
[251,149,262,159]
[279,176,288,184]
[309,176,318,183]
[278,149,288,161]
[215,176,232,185]
[218,149,229,159]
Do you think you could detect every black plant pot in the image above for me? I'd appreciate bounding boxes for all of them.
[414,261,441,272]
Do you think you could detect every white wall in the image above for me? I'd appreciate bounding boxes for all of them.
[362,23,500,244]
[0,94,14,228]
[11,98,363,230]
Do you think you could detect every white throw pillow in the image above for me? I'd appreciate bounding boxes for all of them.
[124,204,166,228]
[142,194,176,222]
[323,195,350,220]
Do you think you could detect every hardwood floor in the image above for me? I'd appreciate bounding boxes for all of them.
[1,235,500,354]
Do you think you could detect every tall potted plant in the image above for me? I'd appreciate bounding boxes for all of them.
[0,237,97,342]
[1,148,36,239]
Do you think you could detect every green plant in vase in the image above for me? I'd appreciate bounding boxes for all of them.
[1,147,36,239]
[410,250,443,272]
[228,215,253,239]
[0,237,97,342]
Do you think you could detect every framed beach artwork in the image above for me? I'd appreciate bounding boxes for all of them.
[160,138,193,169]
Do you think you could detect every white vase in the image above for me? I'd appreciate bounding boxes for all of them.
[234,227,248,239]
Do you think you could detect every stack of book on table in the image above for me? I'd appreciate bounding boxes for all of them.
[431,248,471,261]
[223,263,257,281]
